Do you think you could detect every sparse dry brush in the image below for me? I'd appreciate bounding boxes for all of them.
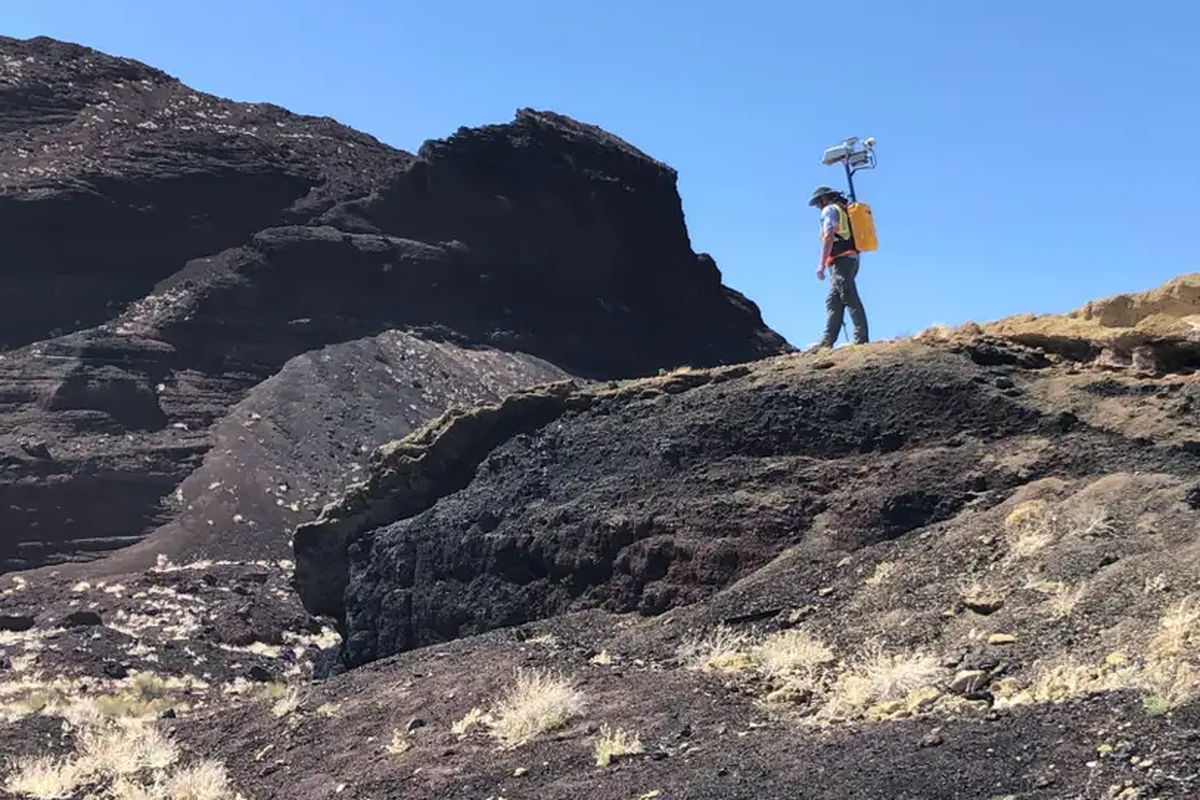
[2,671,212,728]
[821,643,943,718]
[992,592,1200,715]
[0,621,308,799]
[593,724,644,767]
[680,625,945,723]
[1026,577,1089,618]
[1002,500,1059,560]
[1001,498,1118,566]
[2,715,235,799]
[449,667,587,749]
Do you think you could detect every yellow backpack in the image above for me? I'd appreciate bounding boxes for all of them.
[846,201,878,252]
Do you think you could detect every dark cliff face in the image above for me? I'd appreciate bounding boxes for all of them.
[0,35,791,575]
[0,35,410,351]
[319,108,783,378]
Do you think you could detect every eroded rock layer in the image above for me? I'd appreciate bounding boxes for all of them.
[0,35,789,573]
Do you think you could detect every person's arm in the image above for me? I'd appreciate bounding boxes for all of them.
[817,206,836,278]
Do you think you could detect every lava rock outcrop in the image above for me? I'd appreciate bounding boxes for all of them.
[295,344,1053,669]
[0,35,789,574]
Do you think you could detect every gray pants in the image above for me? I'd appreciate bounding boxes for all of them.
[820,255,869,347]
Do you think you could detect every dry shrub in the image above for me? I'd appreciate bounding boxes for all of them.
[450,707,486,737]
[135,758,233,800]
[75,717,180,776]
[1003,500,1057,559]
[1149,596,1200,661]
[1027,578,1088,618]
[485,668,586,748]
[750,629,835,682]
[593,724,644,767]
[680,625,836,684]
[1134,661,1200,714]
[2,754,86,799]
[678,625,755,673]
[821,641,943,719]
[1,716,235,799]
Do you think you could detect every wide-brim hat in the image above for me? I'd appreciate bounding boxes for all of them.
[807,185,841,206]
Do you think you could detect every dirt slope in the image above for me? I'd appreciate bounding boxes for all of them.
[300,332,1200,673]
[93,332,572,575]
[0,35,789,575]
[3,277,1200,799]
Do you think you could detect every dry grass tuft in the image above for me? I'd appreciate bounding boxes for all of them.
[680,625,837,691]
[485,668,586,748]
[821,641,944,719]
[593,724,645,767]
[1002,500,1057,559]
[1027,578,1088,618]
[750,629,835,682]
[75,717,180,776]
[156,759,234,799]
[1,715,235,799]
[678,624,755,673]
[1149,595,1200,661]
[590,649,614,666]
[450,706,486,737]
[1135,660,1200,714]
[2,754,86,798]
[94,672,186,719]
[269,684,303,718]
[384,730,411,756]
[864,561,896,586]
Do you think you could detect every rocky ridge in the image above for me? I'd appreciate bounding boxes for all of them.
[0,34,788,575]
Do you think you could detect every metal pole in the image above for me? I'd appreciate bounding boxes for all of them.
[843,159,857,202]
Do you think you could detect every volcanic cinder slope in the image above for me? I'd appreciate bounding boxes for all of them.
[0,34,788,577]
[4,275,1199,800]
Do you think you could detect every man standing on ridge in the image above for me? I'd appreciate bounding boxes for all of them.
[809,185,869,348]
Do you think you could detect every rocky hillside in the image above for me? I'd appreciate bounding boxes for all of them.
[3,275,1199,800]
[294,276,1200,670]
[0,34,789,575]
[4,31,1200,800]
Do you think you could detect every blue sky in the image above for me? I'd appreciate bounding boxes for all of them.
[5,1,1198,347]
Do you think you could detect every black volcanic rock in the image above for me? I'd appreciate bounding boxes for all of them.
[299,337,1200,674]
[294,346,1046,662]
[0,36,790,575]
